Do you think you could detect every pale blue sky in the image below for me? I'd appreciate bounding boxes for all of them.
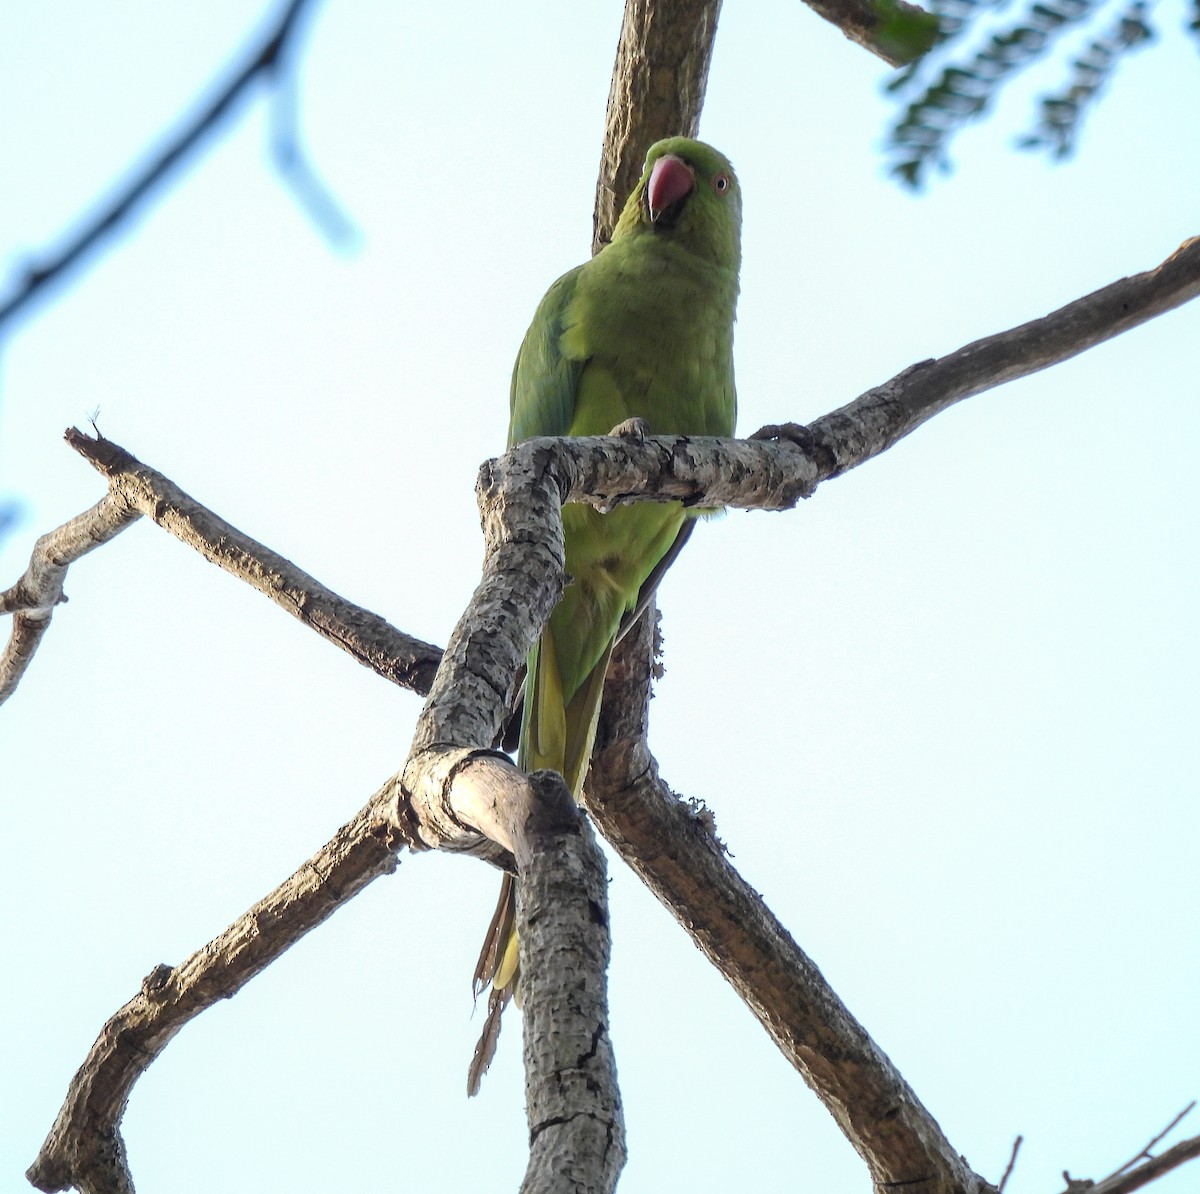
[1,2,1198,1191]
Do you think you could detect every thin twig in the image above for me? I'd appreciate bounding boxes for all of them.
[267,20,360,248]
[1108,1101,1196,1179]
[0,0,328,336]
[997,1135,1023,1193]
[1083,1131,1200,1194]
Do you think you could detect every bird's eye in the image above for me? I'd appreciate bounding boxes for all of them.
[713,173,730,194]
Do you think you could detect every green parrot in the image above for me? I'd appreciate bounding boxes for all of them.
[468,137,741,1093]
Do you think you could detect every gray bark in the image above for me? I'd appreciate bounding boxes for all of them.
[14,230,1200,1191]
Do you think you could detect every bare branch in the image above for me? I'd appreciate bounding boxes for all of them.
[798,234,1200,481]
[997,1135,1023,1193]
[20,228,1199,1189]
[0,0,328,337]
[594,0,723,252]
[27,783,408,1194]
[519,774,626,1194]
[22,225,1189,708]
[63,429,443,695]
[1107,1101,1196,1180]
[25,424,599,1188]
[593,0,926,245]
[0,493,140,705]
[1078,1131,1200,1194]
[585,610,994,1194]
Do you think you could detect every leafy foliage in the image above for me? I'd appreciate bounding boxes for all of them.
[885,0,1164,185]
[1018,1,1154,156]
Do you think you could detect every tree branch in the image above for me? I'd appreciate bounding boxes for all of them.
[594,0,724,252]
[17,227,1199,1189]
[792,233,1200,480]
[74,430,441,692]
[26,783,408,1194]
[997,1136,1023,1193]
[585,610,993,1194]
[1105,1101,1195,1182]
[593,0,929,246]
[519,774,626,1194]
[0,0,331,337]
[0,492,139,705]
[1084,1133,1200,1194]
[1069,1104,1200,1194]
[800,0,939,66]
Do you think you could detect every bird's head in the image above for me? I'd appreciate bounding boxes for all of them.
[614,137,741,270]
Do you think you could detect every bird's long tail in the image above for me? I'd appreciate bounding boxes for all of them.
[466,627,613,1095]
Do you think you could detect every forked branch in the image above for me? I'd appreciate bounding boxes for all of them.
[14,227,1200,1192]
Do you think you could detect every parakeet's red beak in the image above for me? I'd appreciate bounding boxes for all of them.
[646,154,695,223]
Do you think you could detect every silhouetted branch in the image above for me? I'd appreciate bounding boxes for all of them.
[996,1136,1023,1193]
[266,20,360,247]
[1062,1131,1200,1194]
[0,0,338,337]
[1108,1102,1196,1179]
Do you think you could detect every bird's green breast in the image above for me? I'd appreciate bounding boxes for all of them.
[560,235,737,439]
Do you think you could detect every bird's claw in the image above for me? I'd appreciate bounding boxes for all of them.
[749,421,817,452]
[609,417,652,444]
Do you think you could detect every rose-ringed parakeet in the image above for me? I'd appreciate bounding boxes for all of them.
[468,137,741,1094]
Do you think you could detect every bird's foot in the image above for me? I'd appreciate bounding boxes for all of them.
[609,416,652,444]
[749,421,838,483]
[749,421,817,452]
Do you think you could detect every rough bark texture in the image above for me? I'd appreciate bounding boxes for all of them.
[587,612,993,1194]
[18,227,1200,1189]
[519,774,625,1194]
[0,492,139,705]
[66,430,443,692]
[26,784,405,1194]
[408,440,566,759]
[593,0,722,253]
[7,0,1199,1184]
